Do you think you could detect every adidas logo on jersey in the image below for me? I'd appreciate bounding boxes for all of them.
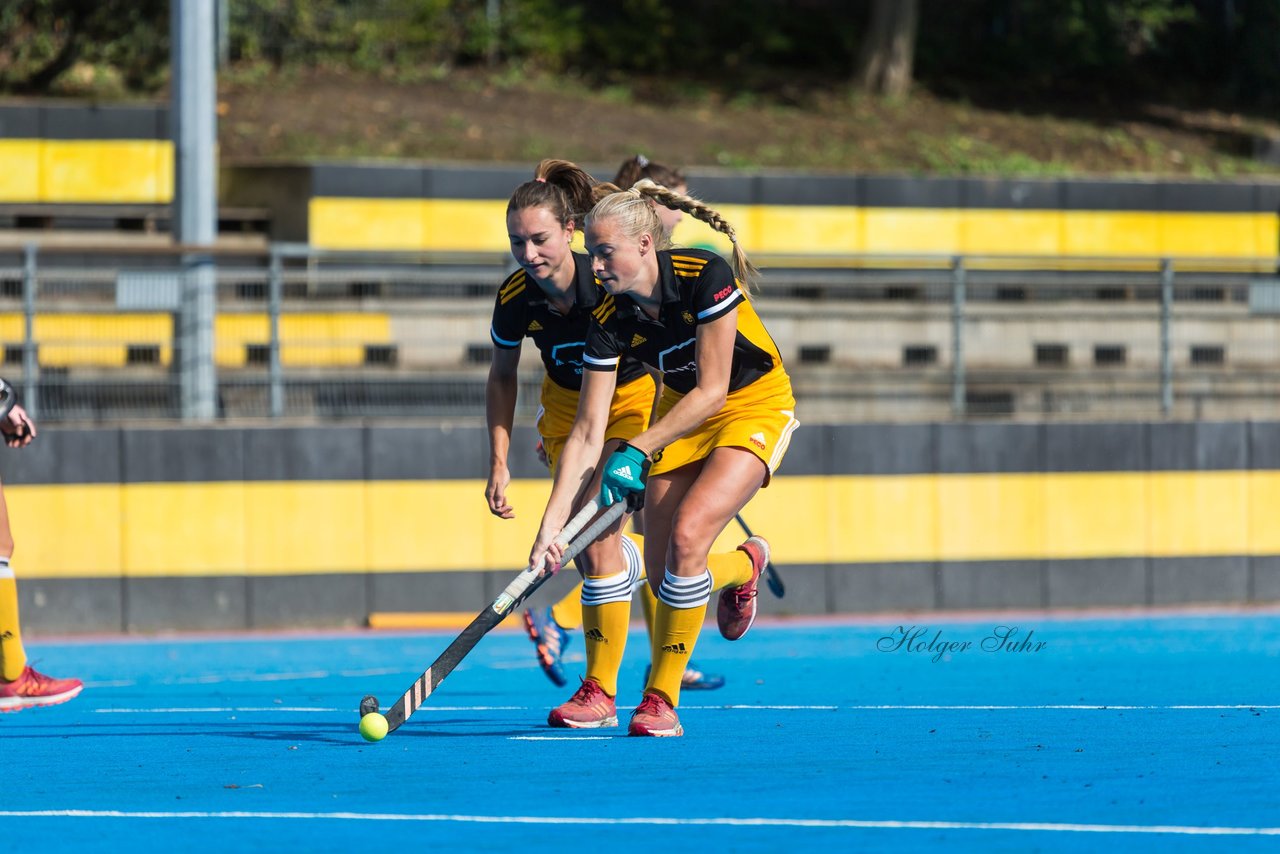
[661,641,688,654]
[527,320,543,332]
[630,333,647,348]
[749,432,767,451]
[611,464,634,480]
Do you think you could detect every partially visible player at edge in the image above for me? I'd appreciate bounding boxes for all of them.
[529,164,798,737]
[0,386,83,712]
[485,160,750,729]
[520,154,726,694]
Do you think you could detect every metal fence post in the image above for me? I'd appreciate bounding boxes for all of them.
[951,255,967,417]
[1160,258,1174,417]
[268,246,284,417]
[21,244,38,420]
[172,0,218,420]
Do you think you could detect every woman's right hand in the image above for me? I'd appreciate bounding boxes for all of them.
[528,517,568,574]
[485,462,514,519]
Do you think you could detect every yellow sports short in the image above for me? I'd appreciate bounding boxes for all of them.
[538,373,656,475]
[650,367,799,486]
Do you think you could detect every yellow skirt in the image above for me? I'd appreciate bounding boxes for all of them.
[537,373,656,474]
[651,368,799,486]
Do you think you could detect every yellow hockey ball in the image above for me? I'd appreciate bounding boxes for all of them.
[359,712,389,742]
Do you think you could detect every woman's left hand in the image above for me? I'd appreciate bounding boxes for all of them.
[2,404,36,448]
[599,442,650,509]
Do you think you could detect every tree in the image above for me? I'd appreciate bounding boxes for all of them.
[0,0,167,94]
[855,0,919,97]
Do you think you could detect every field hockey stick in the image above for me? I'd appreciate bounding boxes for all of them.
[363,497,629,733]
[734,512,785,598]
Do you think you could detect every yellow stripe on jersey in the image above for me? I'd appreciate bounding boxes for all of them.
[670,255,708,267]
[499,271,527,305]
[672,255,709,278]
[592,293,616,323]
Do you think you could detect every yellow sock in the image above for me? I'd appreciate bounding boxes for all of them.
[0,563,27,682]
[639,579,658,634]
[550,581,585,631]
[581,597,630,696]
[708,547,752,591]
[647,600,706,707]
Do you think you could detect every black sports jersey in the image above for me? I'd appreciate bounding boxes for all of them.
[583,249,784,395]
[490,252,648,391]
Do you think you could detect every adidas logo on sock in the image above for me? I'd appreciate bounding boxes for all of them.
[661,642,688,654]
[612,464,633,479]
[585,628,607,643]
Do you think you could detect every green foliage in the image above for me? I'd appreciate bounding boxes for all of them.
[0,0,167,94]
[1,0,1278,116]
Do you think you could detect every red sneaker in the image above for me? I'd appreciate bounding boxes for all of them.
[548,678,617,728]
[0,665,83,712]
[628,691,683,737]
[717,535,768,641]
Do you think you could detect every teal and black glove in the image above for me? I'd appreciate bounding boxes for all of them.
[599,441,653,511]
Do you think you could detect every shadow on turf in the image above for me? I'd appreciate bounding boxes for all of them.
[1,719,552,745]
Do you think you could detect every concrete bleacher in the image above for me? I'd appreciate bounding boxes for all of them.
[4,100,1280,422]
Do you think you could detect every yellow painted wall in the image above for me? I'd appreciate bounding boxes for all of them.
[308,196,1277,262]
[0,140,41,202]
[32,140,173,204]
[9,470,1280,579]
[0,312,391,367]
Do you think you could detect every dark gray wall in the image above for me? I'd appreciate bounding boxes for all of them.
[5,420,1276,634]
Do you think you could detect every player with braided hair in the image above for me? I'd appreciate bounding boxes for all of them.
[529,165,798,736]
[487,160,746,727]
[520,154,727,695]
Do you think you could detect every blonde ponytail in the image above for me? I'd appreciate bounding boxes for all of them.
[631,179,758,292]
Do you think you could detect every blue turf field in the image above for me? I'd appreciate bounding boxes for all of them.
[3,611,1280,852]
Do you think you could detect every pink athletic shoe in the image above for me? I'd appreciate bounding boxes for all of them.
[548,678,618,728]
[628,691,683,737]
[0,665,83,712]
[717,535,768,641]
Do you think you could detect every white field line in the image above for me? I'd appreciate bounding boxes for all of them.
[88,703,1277,715]
[0,811,1278,837]
[92,705,529,714]
[684,704,1280,711]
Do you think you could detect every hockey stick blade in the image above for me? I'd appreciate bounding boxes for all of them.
[734,512,785,598]
[377,499,628,733]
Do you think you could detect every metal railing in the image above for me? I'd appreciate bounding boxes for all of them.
[1,242,1278,423]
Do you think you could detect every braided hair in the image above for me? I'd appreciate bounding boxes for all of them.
[587,179,758,292]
